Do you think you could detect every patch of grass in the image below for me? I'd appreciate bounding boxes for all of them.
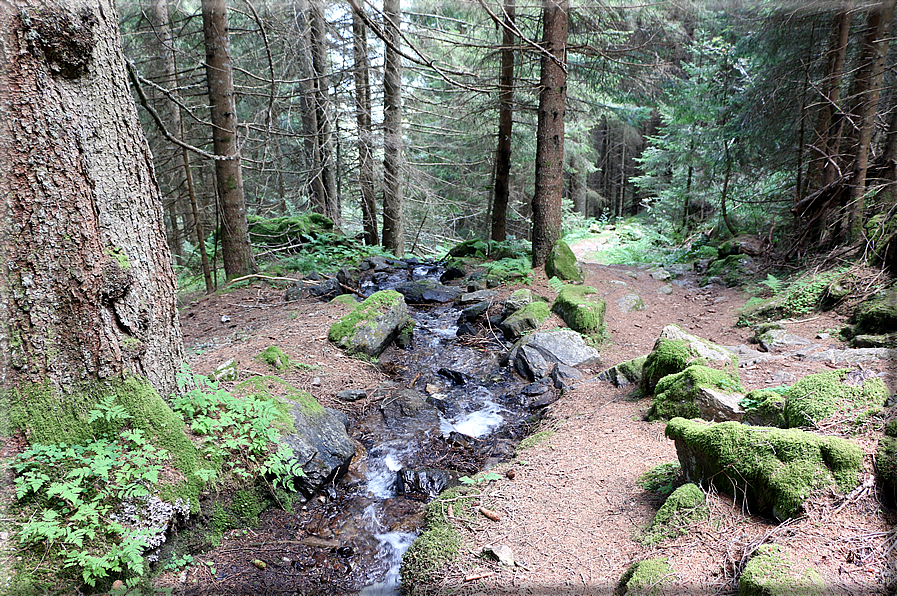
[515,430,553,453]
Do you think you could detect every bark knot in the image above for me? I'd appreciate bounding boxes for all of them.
[20,4,97,79]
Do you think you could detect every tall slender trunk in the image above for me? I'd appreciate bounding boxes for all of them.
[491,0,515,242]
[721,141,737,236]
[848,0,896,243]
[816,3,854,188]
[382,0,404,256]
[201,0,256,277]
[183,147,214,293]
[310,0,338,225]
[352,7,378,245]
[531,0,568,268]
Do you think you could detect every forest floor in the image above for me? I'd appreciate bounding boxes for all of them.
[157,240,893,595]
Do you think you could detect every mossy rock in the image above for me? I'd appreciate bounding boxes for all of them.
[616,558,673,596]
[247,213,333,247]
[877,435,897,507]
[499,300,550,341]
[328,290,411,357]
[447,238,490,259]
[545,240,584,283]
[853,285,897,334]
[738,296,785,326]
[504,288,535,316]
[648,365,744,422]
[642,483,707,545]
[641,325,739,394]
[741,388,788,427]
[666,418,863,520]
[256,345,291,371]
[851,333,897,348]
[552,285,606,335]
[781,368,887,428]
[330,294,360,307]
[738,544,825,596]
[705,254,754,287]
[599,355,647,388]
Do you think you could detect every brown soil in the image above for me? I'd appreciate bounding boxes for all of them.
[107,244,897,594]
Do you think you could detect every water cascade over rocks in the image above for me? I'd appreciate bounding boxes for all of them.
[283,256,599,595]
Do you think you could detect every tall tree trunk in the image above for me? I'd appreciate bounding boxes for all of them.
[310,0,339,225]
[294,3,325,215]
[0,0,184,401]
[382,0,404,256]
[815,3,854,188]
[848,0,896,243]
[491,0,515,242]
[352,7,378,245]
[201,0,256,278]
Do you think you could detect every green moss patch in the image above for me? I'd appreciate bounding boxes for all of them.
[247,214,333,247]
[781,369,887,428]
[641,330,739,394]
[739,544,825,596]
[854,284,897,333]
[741,388,788,427]
[643,483,707,545]
[233,375,320,420]
[329,294,359,307]
[545,240,584,282]
[637,462,683,497]
[705,254,753,286]
[648,365,744,421]
[552,285,606,336]
[499,300,550,340]
[327,289,408,356]
[616,558,673,596]
[10,375,206,509]
[256,345,291,371]
[666,418,862,520]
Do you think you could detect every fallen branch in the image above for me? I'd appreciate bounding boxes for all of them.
[464,571,494,582]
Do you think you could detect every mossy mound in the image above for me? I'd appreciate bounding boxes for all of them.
[741,388,788,427]
[552,285,606,336]
[876,421,897,507]
[853,284,897,334]
[643,483,707,545]
[738,544,825,596]
[447,238,528,261]
[666,418,863,520]
[499,300,550,340]
[10,375,207,510]
[616,558,673,596]
[401,484,476,590]
[648,365,744,421]
[328,289,410,357]
[330,294,360,307]
[247,213,333,247]
[256,345,291,371]
[705,254,754,286]
[781,369,887,428]
[641,326,739,394]
[545,240,584,283]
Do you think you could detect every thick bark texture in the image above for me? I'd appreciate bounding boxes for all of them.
[532,0,568,268]
[382,0,404,256]
[491,0,515,243]
[815,3,853,188]
[0,0,183,397]
[201,0,256,278]
[352,8,378,245]
[310,0,339,226]
[848,0,896,243]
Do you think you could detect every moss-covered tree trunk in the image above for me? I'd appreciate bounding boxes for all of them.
[531,0,567,268]
[0,0,184,421]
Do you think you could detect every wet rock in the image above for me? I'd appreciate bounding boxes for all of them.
[394,279,461,304]
[616,293,646,313]
[376,387,441,427]
[456,322,478,337]
[337,267,359,291]
[360,256,394,272]
[212,359,238,382]
[438,368,467,385]
[458,289,497,305]
[459,301,490,322]
[528,390,561,409]
[521,382,550,396]
[396,468,459,500]
[281,402,356,500]
[336,389,367,402]
[328,290,411,357]
[439,262,466,283]
[308,277,341,299]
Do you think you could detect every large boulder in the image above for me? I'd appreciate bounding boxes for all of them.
[647,365,744,422]
[666,418,863,520]
[853,284,897,333]
[641,325,739,394]
[276,391,355,500]
[505,329,601,381]
[545,240,584,283]
[780,368,887,428]
[328,290,411,357]
[499,301,549,341]
[552,285,606,336]
[394,279,461,304]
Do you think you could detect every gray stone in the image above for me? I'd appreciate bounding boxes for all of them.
[212,359,238,382]
[330,290,411,357]
[483,544,514,567]
[805,348,897,364]
[695,387,745,422]
[666,264,691,277]
[459,301,490,323]
[551,363,584,390]
[757,329,813,352]
[285,283,304,301]
[509,329,601,380]
[394,279,461,303]
[282,403,356,499]
[650,268,672,281]
[378,388,442,427]
[458,289,497,305]
[503,289,534,316]
[308,277,340,299]
[657,284,673,295]
[336,389,367,402]
[616,293,646,313]
[598,356,646,388]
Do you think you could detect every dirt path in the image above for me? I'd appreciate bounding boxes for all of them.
[169,244,894,596]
